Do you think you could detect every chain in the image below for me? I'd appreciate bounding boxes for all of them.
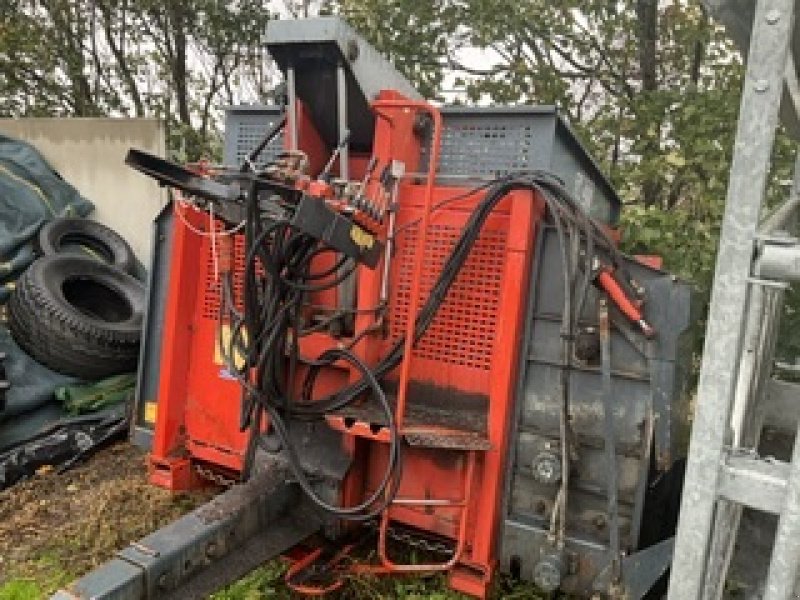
[384,525,455,556]
[194,463,238,487]
[192,464,455,556]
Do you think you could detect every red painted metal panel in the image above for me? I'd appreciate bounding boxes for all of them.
[147,91,548,597]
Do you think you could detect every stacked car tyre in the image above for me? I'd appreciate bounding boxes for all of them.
[37,217,138,276]
[8,218,144,380]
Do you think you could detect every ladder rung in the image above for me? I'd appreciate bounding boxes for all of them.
[391,498,466,507]
[718,452,790,514]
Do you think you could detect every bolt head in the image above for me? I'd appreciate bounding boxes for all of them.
[533,553,564,592]
[532,451,562,485]
[593,514,607,530]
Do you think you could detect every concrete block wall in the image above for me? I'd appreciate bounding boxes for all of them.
[0,118,168,270]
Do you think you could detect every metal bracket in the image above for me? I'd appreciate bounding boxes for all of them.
[747,276,790,290]
[594,537,674,599]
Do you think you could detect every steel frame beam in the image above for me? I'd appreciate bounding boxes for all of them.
[51,462,319,600]
[668,0,797,597]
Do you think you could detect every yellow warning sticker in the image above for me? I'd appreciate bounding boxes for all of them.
[350,225,375,250]
[215,323,247,369]
[144,401,158,424]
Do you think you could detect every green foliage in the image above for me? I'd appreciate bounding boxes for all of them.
[0,580,41,600]
[210,560,291,600]
[210,561,544,599]
[1,0,272,161]
[332,0,456,99]
[0,551,74,599]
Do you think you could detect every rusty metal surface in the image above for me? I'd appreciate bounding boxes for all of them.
[403,430,491,451]
[330,382,488,435]
[499,225,693,595]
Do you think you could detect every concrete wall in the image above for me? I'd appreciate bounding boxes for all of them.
[0,118,168,269]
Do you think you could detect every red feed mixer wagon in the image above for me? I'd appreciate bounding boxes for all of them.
[58,16,693,600]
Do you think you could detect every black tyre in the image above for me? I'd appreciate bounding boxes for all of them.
[8,255,144,379]
[38,217,137,276]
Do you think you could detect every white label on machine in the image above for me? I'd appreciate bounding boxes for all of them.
[574,171,595,212]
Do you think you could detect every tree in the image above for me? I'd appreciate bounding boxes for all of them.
[330,0,457,99]
[330,0,796,359]
[0,0,273,159]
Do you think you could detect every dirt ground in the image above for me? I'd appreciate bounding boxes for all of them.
[0,442,215,596]
[0,442,531,599]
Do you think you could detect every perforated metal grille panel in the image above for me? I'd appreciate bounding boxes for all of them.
[424,120,538,177]
[224,109,284,169]
[390,222,507,370]
[202,232,248,320]
[224,105,620,225]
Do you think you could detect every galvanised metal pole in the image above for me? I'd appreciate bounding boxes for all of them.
[668,0,796,597]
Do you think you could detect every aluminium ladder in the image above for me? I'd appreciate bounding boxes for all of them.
[669,0,800,598]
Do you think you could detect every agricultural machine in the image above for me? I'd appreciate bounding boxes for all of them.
[56,17,692,599]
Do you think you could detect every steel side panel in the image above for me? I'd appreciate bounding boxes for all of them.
[149,204,202,466]
[132,206,174,451]
[500,223,692,594]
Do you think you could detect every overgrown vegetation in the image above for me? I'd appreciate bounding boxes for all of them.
[0,444,214,599]
[209,561,547,600]
[2,0,273,159]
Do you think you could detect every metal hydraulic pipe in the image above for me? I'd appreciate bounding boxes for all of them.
[334,62,355,321]
[337,62,349,180]
[287,65,298,151]
[380,161,405,305]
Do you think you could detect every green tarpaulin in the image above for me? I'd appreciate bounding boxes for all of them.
[0,134,96,447]
[0,134,93,301]
[56,373,136,415]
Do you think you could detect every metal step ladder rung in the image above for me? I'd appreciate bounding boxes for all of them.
[717,450,790,514]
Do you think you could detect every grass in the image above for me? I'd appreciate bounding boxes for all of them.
[0,580,42,600]
[0,544,547,600]
[210,561,547,600]
[211,561,291,600]
[0,443,548,599]
[0,560,545,600]
[0,547,79,599]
